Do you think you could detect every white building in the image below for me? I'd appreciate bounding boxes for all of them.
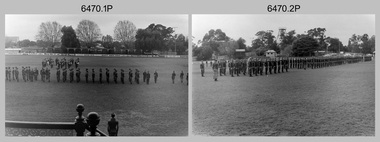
[265,50,277,58]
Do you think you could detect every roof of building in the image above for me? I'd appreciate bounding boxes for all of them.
[265,50,276,53]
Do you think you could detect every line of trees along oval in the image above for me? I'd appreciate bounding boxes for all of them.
[6,20,188,55]
[193,28,375,60]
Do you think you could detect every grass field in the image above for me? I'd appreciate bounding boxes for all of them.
[192,61,375,136]
[5,55,188,136]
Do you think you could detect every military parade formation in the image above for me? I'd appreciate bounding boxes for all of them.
[6,57,189,85]
[201,56,367,81]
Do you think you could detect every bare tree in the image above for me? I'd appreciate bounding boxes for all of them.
[35,21,63,47]
[76,19,102,48]
[114,20,137,50]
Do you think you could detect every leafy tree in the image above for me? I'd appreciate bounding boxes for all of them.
[101,35,113,49]
[114,20,137,50]
[325,37,343,53]
[17,39,36,47]
[251,38,264,49]
[251,30,278,54]
[279,30,297,54]
[307,27,327,51]
[292,36,319,57]
[36,40,49,48]
[202,29,230,54]
[36,21,63,47]
[168,34,188,55]
[76,19,102,48]
[236,37,246,50]
[61,26,80,48]
[194,45,213,61]
[256,46,269,56]
[282,45,293,56]
[135,23,174,53]
[367,35,375,53]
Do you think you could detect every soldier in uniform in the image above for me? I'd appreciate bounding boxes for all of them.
[135,69,140,84]
[22,67,26,82]
[303,57,307,70]
[85,69,89,83]
[154,70,158,84]
[146,71,150,85]
[129,69,133,84]
[120,69,125,84]
[224,61,227,76]
[260,59,264,75]
[242,60,246,76]
[230,60,235,77]
[106,68,110,84]
[212,60,219,81]
[235,60,240,76]
[172,71,176,84]
[113,69,118,84]
[285,57,289,72]
[200,61,205,77]
[92,69,95,83]
[99,68,103,84]
[247,59,252,77]
[63,67,67,82]
[255,58,259,76]
[5,67,8,81]
[219,61,223,76]
[107,113,119,136]
[265,59,269,75]
[55,57,59,67]
[75,58,80,68]
[26,67,30,81]
[34,67,39,81]
[57,67,61,82]
[69,68,74,83]
[76,68,81,83]
[14,67,19,82]
[143,70,146,82]
[46,68,50,82]
[12,67,15,81]
[278,58,281,73]
[273,58,277,74]
[180,71,184,83]
[40,68,44,82]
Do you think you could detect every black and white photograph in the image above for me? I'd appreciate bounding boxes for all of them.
[192,14,375,136]
[5,14,189,136]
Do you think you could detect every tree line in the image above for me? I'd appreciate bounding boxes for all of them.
[193,28,375,60]
[6,20,188,55]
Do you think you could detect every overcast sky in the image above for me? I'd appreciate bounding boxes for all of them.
[192,14,375,46]
[5,14,188,41]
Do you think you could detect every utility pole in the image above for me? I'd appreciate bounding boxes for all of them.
[172,27,178,55]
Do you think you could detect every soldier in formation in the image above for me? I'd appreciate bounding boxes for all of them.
[180,71,184,83]
[154,70,158,84]
[146,71,150,85]
[200,61,205,77]
[172,71,176,84]
[129,69,133,84]
[120,69,125,84]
